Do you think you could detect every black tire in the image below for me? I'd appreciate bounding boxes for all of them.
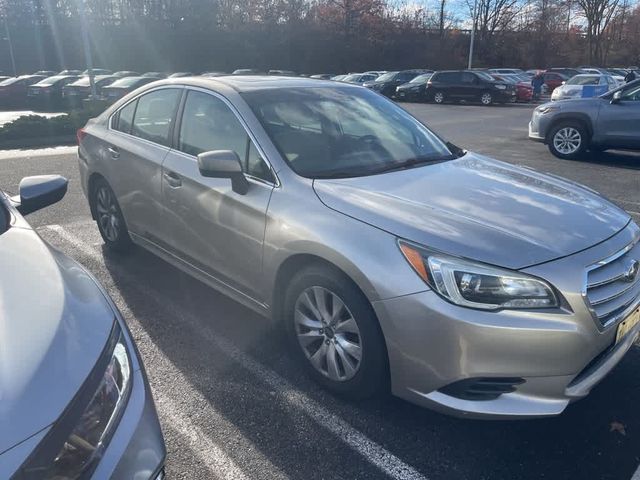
[432,90,445,104]
[284,264,388,400]
[91,178,133,252]
[547,121,589,160]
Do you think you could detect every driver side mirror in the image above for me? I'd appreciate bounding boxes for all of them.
[611,90,623,104]
[197,150,249,195]
[11,175,68,215]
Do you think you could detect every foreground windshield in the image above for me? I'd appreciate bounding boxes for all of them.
[242,87,454,178]
[567,75,600,85]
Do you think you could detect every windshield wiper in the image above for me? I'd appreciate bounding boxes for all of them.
[366,155,456,175]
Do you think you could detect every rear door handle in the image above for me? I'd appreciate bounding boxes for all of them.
[107,146,120,159]
[163,171,182,188]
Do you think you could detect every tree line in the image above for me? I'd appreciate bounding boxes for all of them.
[0,0,638,75]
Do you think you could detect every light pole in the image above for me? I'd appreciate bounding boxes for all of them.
[3,16,17,76]
[78,0,96,98]
[467,0,478,69]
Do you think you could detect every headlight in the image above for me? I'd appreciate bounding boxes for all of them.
[399,241,558,310]
[536,105,559,114]
[17,323,132,480]
[494,84,507,90]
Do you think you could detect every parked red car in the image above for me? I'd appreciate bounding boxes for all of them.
[491,74,533,102]
[542,71,568,94]
[0,75,47,107]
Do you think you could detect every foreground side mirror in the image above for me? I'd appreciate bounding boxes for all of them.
[611,90,623,104]
[197,150,249,195]
[11,175,68,215]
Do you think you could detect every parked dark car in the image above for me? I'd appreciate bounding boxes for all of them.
[543,71,569,93]
[141,72,167,78]
[547,68,582,78]
[425,70,516,105]
[341,73,379,85]
[268,70,297,76]
[100,76,158,102]
[363,70,428,97]
[27,75,80,107]
[310,74,335,79]
[395,73,434,102]
[62,75,118,105]
[0,75,46,107]
[491,74,533,102]
[82,68,112,76]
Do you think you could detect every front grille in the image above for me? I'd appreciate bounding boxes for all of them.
[585,239,640,327]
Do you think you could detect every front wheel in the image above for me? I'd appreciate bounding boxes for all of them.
[284,265,388,400]
[480,92,493,105]
[547,122,589,160]
[432,91,445,104]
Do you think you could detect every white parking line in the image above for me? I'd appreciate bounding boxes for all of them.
[44,223,428,480]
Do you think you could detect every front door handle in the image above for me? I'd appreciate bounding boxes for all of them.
[163,171,182,188]
[107,146,120,159]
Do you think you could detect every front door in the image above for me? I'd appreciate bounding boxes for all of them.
[596,84,640,149]
[160,89,276,300]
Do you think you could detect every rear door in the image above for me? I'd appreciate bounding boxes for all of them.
[160,88,276,300]
[460,72,481,100]
[596,83,640,148]
[104,87,182,240]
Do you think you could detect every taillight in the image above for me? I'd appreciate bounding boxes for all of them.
[77,128,87,145]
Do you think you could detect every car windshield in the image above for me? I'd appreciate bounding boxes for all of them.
[108,77,143,87]
[375,72,398,82]
[409,73,432,84]
[35,76,66,86]
[342,74,360,82]
[0,77,21,86]
[242,87,455,179]
[567,75,600,85]
[475,71,495,81]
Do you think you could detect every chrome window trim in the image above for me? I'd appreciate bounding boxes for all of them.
[581,224,640,329]
[178,86,280,188]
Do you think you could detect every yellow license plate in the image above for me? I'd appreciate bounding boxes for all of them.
[616,308,640,344]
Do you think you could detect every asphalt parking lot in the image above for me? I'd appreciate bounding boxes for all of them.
[1,103,640,480]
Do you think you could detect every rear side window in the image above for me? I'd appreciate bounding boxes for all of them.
[131,88,181,146]
[433,72,460,84]
[115,100,136,134]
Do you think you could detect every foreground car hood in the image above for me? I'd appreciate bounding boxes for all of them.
[313,154,630,269]
[0,226,114,456]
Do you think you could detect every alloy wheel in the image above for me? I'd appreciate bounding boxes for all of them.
[481,93,492,105]
[95,185,120,242]
[553,127,582,155]
[294,286,362,382]
[433,92,444,104]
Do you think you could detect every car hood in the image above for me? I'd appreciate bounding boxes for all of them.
[0,226,114,456]
[313,153,630,269]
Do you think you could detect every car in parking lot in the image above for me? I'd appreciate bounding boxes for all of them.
[542,71,569,94]
[27,75,81,106]
[63,75,118,104]
[529,79,640,159]
[363,70,428,97]
[340,73,379,85]
[113,70,140,78]
[0,175,165,479]
[99,76,158,102]
[491,74,532,102]
[425,70,516,105]
[77,76,640,419]
[394,73,433,102]
[0,74,47,107]
[551,74,617,101]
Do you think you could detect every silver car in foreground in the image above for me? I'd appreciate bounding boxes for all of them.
[1,176,165,478]
[78,76,640,419]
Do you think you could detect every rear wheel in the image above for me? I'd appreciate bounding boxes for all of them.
[91,178,133,252]
[284,265,387,400]
[547,122,589,160]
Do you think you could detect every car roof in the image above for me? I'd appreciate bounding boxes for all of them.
[148,75,349,92]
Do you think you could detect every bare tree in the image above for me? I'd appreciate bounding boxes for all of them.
[575,0,619,63]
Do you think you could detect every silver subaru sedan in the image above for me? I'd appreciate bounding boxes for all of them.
[77,76,640,419]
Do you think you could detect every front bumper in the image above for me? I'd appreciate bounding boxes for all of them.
[372,224,640,419]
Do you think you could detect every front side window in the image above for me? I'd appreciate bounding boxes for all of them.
[131,88,181,146]
[622,85,640,101]
[178,90,273,182]
[461,72,477,84]
[242,87,454,179]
